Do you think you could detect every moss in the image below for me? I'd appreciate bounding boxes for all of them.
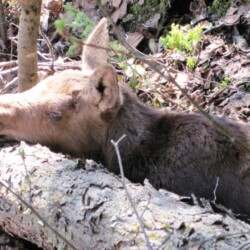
[160,24,203,54]
[220,77,231,89]
[54,2,93,57]
[186,56,196,71]
[208,0,231,16]
[131,0,160,17]
[124,0,164,31]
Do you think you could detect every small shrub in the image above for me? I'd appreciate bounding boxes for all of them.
[220,77,231,89]
[131,3,141,15]
[160,24,203,54]
[55,3,93,57]
[208,0,231,17]
[186,57,196,71]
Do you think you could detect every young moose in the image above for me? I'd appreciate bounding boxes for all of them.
[0,18,250,217]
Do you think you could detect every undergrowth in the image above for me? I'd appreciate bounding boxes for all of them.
[160,24,203,53]
[55,2,93,57]
[208,0,231,17]
[220,77,231,89]
[160,24,203,71]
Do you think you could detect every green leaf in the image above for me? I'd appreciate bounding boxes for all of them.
[129,75,138,88]
[186,57,196,71]
[54,20,65,35]
[18,147,25,159]
[149,38,157,54]
[244,82,250,93]
[220,77,231,89]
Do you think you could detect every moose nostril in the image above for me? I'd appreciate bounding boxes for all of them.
[48,112,63,121]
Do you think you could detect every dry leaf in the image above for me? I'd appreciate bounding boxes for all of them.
[126,32,144,48]
[112,0,121,8]
[111,0,128,23]
[144,13,161,28]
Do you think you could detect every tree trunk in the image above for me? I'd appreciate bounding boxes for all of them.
[0,0,7,46]
[0,142,249,249]
[17,0,42,92]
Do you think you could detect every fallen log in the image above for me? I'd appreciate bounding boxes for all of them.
[0,142,249,249]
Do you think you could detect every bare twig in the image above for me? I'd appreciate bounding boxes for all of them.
[111,135,153,250]
[0,60,81,69]
[0,62,82,78]
[18,146,32,204]
[0,60,17,67]
[212,177,220,203]
[39,26,55,71]
[0,180,79,250]
[0,66,18,76]
[37,51,52,61]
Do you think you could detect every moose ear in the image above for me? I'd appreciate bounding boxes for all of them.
[82,18,109,70]
[90,64,122,112]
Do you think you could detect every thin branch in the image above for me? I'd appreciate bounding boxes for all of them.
[0,60,17,67]
[111,134,127,179]
[111,135,153,250]
[0,66,18,76]
[18,146,32,204]
[0,180,79,250]
[39,26,55,71]
[212,177,219,203]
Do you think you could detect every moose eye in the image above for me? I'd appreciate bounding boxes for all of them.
[48,112,63,121]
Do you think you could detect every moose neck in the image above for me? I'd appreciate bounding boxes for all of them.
[103,87,163,183]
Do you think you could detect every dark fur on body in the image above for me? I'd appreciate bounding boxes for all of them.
[103,86,250,216]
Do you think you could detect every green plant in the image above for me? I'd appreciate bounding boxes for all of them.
[131,3,141,15]
[6,0,19,7]
[208,0,231,17]
[220,77,231,89]
[165,245,173,250]
[55,3,93,57]
[160,24,203,54]
[122,58,146,89]
[186,57,196,71]
[109,41,141,88]
[244,82,250,93]
[124,0,163,30]
[130,0,161,17]
[109,40,126,58]
[153,95,166,108]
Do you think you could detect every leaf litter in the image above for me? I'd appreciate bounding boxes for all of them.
[0,0,249,124]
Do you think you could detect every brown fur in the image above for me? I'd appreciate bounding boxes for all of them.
[0,18,250,217]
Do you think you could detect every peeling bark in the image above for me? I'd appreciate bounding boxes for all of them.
[17,0,42,92]
[0,143,250,249]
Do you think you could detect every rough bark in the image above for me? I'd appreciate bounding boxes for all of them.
[17,0,42,92]
[0,0,7,46]
[0,142,249,249]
